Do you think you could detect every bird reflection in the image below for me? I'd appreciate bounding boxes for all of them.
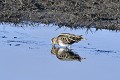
[51,46,86,62]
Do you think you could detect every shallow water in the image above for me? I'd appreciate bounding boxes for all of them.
[0,23,120,80]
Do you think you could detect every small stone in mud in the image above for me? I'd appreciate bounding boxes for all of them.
[29,47,33,49]
[2,36,7,38]
[15,44,21,46]
[14,37,17,38]
[88,43,90,45]
[9,44,12,46]
[95,50,116,53]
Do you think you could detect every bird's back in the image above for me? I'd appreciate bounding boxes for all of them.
[58,33,83,44]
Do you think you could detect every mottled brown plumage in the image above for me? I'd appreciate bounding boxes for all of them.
[51,33,85,47]
[51,46,86,61]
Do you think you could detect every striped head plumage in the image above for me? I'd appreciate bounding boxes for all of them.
[51,37,58,45]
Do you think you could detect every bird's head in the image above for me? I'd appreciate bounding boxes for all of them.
[51,37,58,45]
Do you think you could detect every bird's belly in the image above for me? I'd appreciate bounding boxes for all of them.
[58,41,69,47]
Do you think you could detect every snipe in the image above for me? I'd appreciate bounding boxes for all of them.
[51,33,85,48]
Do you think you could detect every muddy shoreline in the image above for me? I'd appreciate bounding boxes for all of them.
[0,0,120,30]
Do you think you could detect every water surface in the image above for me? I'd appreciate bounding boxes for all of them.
[0,24,120,80]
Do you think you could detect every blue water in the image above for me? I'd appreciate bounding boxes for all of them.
[0,23,120,80]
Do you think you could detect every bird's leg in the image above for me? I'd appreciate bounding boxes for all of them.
[67,45,74,51]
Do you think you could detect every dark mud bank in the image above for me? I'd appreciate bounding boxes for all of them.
[0,0,120,30]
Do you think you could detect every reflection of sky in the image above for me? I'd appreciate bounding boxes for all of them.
[0,23,120,80]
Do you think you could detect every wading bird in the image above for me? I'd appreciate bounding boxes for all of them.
[51,33,85,48]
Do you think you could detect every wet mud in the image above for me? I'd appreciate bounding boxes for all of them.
[0,0,120,30]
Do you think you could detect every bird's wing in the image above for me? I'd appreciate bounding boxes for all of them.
[59,33,76,37]
[58,35,76,44]
[59,33,83,43]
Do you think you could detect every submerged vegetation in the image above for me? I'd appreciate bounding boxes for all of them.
[0,0,120,30]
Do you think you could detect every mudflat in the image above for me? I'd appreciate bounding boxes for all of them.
[0,0,120,30]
